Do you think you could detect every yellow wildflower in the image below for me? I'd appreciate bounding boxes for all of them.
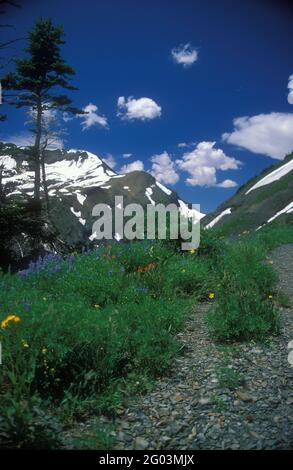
[42,348,47,354]
[94,304,101,309]
[189,248,197,255]
[22,340,29,348]
[268,294,273,299]
[208,292,215,300]
[1,315,21,329]
[268,260,273,265]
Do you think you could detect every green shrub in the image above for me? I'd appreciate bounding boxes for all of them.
[208,289,280,341]
[207,239,280,341]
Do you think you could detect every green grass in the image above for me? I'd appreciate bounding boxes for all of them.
[216,366,243,389]
[0,240,201,448]
[0,224,292,448]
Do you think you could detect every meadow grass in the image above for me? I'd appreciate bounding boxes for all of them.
[0,225,292,448]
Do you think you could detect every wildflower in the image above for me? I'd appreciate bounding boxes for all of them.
[42,348,47,354]
[43,297,47,301]
[268,294,273,299]
[137,262,156,273]
[50,368,55,374]
[268,260,273,265]
[22,340,29,348]
[208,292,215,300]
[1,315,21,329]
[181,269,186,273]
[189,248,197,255]
[94,304,101,309]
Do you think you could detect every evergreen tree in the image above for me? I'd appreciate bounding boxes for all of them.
[2,18,80,201]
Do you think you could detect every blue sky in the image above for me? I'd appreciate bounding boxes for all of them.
[1,0,293,212]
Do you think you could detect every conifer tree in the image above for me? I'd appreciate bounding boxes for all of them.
[2,18,80,201]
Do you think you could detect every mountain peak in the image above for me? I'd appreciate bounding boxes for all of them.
[0,143,204,246]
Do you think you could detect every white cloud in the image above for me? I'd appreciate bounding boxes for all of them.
[123,153,132,158]
[288,74,293,105]
[121,160,144,173]
[178,141,196,148]
[150,151,179,185]
[3,132,63,150]
[27,106,58,128]
[62,112,74,122]
[222,112,293,159]
[171,43,198,67]
[217,179,238,188]
[176,141,241,187]
[3,132,35,148]
[103,154,117,169]
[117,96,162,121]
[79,103,108,130]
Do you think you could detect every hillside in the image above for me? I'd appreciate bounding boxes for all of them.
[203,153,293,234]
[0,143,204,248]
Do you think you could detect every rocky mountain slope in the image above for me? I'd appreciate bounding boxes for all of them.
[0,143,204,247]
[204,153,293,234]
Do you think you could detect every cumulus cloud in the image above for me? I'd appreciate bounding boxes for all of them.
[222,112,293,159]
[103,154,117,169]
[176,141,241,187]
[288,75,293,105]
[123,153,132,158]
[117,96,162,121]
[3,132,63,150]
[150,151,179,185]
[217,179,238,188]
[171,43,198,67]
[79,103,108,130]
[121,160,145,173]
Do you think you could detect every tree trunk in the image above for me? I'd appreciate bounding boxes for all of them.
[41,148,50,216]
[33,99,42,202]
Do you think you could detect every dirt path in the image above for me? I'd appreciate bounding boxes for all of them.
[108,245,293,450]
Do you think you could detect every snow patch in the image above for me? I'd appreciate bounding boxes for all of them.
[206,208,232,229]
[89,232,97,241]
[145,187,155,206]
[178,199,205,221]
[246,159,293,194]
[114,233,122,241]
[156,181,172,196]
[257,201,293,231]
[76,193,86,205]
[0,155,17,171]
[70,207,81,218]
[70,206,86,225]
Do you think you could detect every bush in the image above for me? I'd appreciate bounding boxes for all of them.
[208,291,280,341]
[207,240,280,341]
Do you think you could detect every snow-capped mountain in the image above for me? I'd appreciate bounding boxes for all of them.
[204,153,293,233]
[0,143,204,247]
